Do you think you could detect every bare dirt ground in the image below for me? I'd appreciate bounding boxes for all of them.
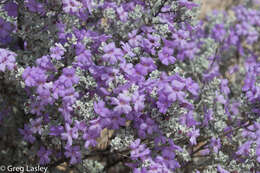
[196,0,260,18]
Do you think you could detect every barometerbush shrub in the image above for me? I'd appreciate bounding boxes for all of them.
[0,0,259,172]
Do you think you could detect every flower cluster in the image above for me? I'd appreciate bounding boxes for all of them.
[0,17,14,45]
[0,0,260,172]
[0,48,16,72]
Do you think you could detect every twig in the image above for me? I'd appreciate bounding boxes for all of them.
[191,121,252,156]
[153,0,169,17]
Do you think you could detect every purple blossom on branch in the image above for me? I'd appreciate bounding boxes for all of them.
[64,145,81,164]
[188,128,200,145]
[37,146,52,165]
[61,123,79,147]
[0,48,16,72]
[130,139,150,161]
[111,90,132,114]
[102,42,124,64]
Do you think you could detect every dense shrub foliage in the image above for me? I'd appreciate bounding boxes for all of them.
[0,0,259,172]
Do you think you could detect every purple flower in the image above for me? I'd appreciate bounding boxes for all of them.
[203,63,220,82]
[109,112,126,129]
[37,146,52,165]
[74,50,94,69]
[136,116,158,138]
[25,0,45,14]
[130,139,150,160]
[185,77,200,96]
[83,132,98,149]
[200,148,210,155]
[100,67,119,85]
[49,125,64,136]
[88,118,103,136]
[210,137,221,153]
[215,92,227,105]
[120,63,135,78]
[146,34,160,48]
[161,84,176,102]
[235,22,250,36]
[235,21,259,44]
[168,139,183,151]
[0,48,16,72]
[61,123,78,146]
[145,157,172,172]
[163,81,186,103]
[53,68,79,96]
[3,1,18,17]
[75,120,87,132]
[0,17,14,42]
[171,79,185,91]
[212,24,226,42]
[156,75,194,113]
[30,117,43,134]
[256,145,260,163]
[36,55,55,71]
[62,67,79,84]
[64,145,81,164]
[161,148,180,170]
[158,47,176,65]
[29,101,45,116]
[236,140,252,156]
[135,63,149,77]
[22,67,47,87]
[242,73,255,92]
[142,41,157,55]
[139,57,157,74]
[50,43,66,60]
[132,91,145,112]
[36,82,54,105]
[220,79,230,96]
[226,29,239,46]
[121,41,135,57]
[58,106,73,124]
[217,165,230,173]
[171,29,198,61]
[117,6,128,22]
[94,100,111,118]
[230,102,240,115]
[188,128,200,145]
[62,0,82,13]
[83,118,103,149]
[141,26,154,33]
[128,30,142,47]
[102,42,123,64]
[156,93,170,113]
[19,124,36,143]
[111,90,132,114]
[179,111,198,127]
[203,108,213,127]
[62,87,79,105]
[81,0,94,13]
[74,42,85,55]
